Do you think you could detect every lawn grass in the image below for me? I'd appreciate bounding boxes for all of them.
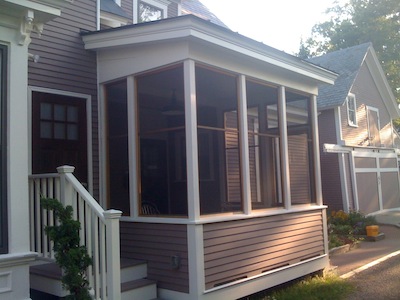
[243,274,354,300]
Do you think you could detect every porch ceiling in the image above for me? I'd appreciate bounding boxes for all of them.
[82,15,337,86]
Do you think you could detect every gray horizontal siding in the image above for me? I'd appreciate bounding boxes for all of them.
[28,1,99,197]
[318,109,343,211]
[28,0,97,94]
[120,222,189,293]
[203,211,324,289]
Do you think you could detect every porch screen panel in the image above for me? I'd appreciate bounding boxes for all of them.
[137,64,187,216]
[286,93,314,204]
[106,80,130,215]
[195,65,242,214]
[245,80,282,209]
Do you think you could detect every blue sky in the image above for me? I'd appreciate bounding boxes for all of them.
[200,0,338,54]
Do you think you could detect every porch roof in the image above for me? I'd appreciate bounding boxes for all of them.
[82,15,337,86]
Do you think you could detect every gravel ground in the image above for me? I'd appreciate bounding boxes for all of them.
[345,254,400,299]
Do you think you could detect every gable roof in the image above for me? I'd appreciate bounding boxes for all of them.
[181,0,227,28]
[307,43,371,110]
[308,43,400,119]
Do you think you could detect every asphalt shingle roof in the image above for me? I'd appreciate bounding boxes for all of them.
[308,43,371,110]
[101,0,130,19]
[181,0,228,28]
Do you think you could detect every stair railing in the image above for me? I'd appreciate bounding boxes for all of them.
[29,165,122,299]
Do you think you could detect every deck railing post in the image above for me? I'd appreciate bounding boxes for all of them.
[104,209,122,299]
[57,165,75,208]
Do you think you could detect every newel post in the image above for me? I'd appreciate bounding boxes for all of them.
[104,209,122,299]
[57,165,75,209]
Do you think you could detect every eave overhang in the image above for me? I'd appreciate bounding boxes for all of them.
[82,15,337,86]
[1,0,72,23]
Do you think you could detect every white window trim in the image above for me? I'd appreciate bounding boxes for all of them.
[346,93,357,127]
[133,0,169,24]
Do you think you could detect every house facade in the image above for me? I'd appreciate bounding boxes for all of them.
[309,43,400,215]
[0,1,71,299]
[3,0,338,299]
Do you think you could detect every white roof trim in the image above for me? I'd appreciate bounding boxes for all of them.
[82,16,337,85]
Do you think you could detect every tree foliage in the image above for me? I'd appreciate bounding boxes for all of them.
[41,197,92,300]
[299,0,400,102]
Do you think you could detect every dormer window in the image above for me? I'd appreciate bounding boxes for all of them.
[346,93,357,126]
[134,0,169,23]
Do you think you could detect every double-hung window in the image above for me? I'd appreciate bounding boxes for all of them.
[0,45,7,254]
[346,93,357,126]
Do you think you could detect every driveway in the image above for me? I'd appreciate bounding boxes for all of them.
[345,254,400,299]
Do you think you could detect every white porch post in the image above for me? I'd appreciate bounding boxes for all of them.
[127,75,139,217]
[57,165,75,214]
[184,59,204,299]
[278,86,291,209]
[238,75,251,214]
[184,59,200,221]
[310,95,323,206]
[104,209,122,299]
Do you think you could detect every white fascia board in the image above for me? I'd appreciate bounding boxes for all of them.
[82,16,337,85]
[365,48,400,119]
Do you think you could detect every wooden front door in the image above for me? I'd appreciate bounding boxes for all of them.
[32,92,88,184]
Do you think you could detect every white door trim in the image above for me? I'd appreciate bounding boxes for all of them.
[28,86,93,194]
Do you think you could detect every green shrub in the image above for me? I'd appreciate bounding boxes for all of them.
[41,198,92,300]
[328,210,376,248]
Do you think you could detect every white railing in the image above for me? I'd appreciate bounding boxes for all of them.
[29,165,122,299]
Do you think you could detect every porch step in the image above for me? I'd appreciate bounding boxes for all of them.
[121,278,157,300]
[30,259,158,299]
[30,262,67,297]
[121,257,148,283]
